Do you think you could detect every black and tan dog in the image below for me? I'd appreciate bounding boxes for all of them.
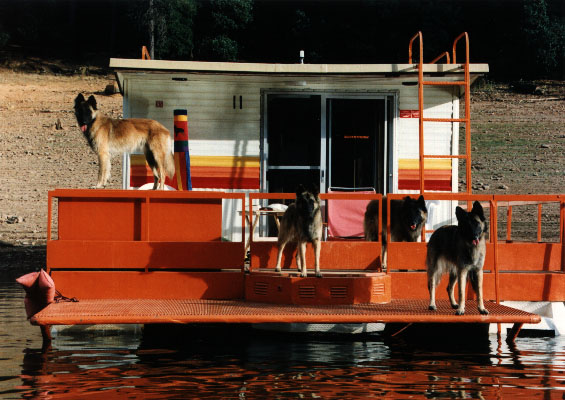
[426,201,489,315]
[274,185,323,278]
[74,94,174,189]
[364,195,428,267]
[365,195,428,242]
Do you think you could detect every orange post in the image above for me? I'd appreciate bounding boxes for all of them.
[537,203,543,242]
[507,205,513,241]
[141,46,151,60]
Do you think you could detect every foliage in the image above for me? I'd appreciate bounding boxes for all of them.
[0,0,563,79]
[132,0,197,60]
[194,0,253,61]
[0,25,9,49]
[522,0,565,78]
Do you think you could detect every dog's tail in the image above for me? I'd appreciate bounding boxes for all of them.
[165,146,175,179]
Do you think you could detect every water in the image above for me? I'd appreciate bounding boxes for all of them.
[2,279,564,399]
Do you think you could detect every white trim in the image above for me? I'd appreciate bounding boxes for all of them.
[110,58,489,75]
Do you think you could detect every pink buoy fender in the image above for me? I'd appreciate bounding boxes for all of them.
[16,269,55,319]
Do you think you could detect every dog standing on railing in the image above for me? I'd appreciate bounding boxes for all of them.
[74,93,174,189]
[426,200,489,315]
[275,185,323,278]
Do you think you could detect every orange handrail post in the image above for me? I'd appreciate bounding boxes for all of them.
[408,31,422,64]
[453,32,472,195]
[141,46,151,60]
[561,196,565,272]
[491,198,501,336]
[506,205,513,241]
[537,203,543,242]
[408,31,426,194]
[491,199,500,304]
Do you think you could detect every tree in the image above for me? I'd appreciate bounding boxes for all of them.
[523,0,565,78]
[194,0,253,61]
[131,0,197,60]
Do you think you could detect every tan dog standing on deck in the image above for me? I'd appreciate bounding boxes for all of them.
[74,94,174,189]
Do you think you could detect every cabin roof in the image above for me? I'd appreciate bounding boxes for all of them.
[110,58,488,76]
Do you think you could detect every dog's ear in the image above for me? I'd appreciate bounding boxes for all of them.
[471,200,486,221]
[311,184,319,198]
[87,95,97,110]
[74,93,85,108]
[455,206,467,222]
[417,195,427,211]
[295,184,305,197]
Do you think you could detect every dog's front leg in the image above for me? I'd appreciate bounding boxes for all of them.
[455,267,469,315]
[447,271,458,309]
[313,239,322,277]
[427,270,438,311]
[96,151,111,188]
[274,240,287,273]
[299,242,307,277]
[471,268,489,315]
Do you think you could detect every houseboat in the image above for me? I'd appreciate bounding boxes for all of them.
[24,33,564,342]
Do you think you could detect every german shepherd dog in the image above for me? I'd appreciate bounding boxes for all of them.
[274,185,323,278]
[426,201,489,315]
[364,195,428,267]
[74,94,174,189]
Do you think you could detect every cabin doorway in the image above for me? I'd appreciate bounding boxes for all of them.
[262,92,393,194]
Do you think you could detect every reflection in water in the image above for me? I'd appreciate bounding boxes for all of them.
[1,280,564,399]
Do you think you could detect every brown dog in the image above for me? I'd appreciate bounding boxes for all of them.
[74,94,174,189]
[274,185,323,277]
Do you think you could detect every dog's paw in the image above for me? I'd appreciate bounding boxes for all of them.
[455,309,465,316]
[315,272,323,278]
[428,305,437,311]
[479,308,489,315]
[300,271,308,278]
[274,267,281,273]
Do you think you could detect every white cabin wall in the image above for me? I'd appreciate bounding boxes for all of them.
[396,84,461,234]
[121,72,460,240]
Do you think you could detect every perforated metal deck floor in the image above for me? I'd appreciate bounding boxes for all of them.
[30,299,541,326]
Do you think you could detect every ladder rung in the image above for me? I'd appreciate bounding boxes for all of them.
[423,118,467,123]
[423,154,468,159]
[422,81,466,86]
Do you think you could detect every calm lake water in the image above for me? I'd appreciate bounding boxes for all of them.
[1,279,564,399]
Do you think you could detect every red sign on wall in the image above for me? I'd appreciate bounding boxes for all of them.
[400,110,420,118]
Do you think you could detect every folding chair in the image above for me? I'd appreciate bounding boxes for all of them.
[326,187,375,240]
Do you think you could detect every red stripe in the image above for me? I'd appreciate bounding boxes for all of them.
[192,177,260,189]
[398,180,452,191]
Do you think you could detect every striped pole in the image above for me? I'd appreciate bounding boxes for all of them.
[173,109,192,190]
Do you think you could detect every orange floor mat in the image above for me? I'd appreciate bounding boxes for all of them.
[31,299,540,326]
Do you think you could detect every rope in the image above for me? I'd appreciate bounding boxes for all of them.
[54,290,78,303]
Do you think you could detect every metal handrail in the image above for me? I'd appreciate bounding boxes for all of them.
[430,51,451,64]
[452,32,469,65]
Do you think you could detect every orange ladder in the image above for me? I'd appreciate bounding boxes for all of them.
[408,31,472,194]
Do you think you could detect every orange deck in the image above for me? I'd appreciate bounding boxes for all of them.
[32,189,564,337]
[31,299,540,326]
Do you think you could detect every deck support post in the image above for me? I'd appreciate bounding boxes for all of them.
[40,325,52,348]
[506,323,523,343]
